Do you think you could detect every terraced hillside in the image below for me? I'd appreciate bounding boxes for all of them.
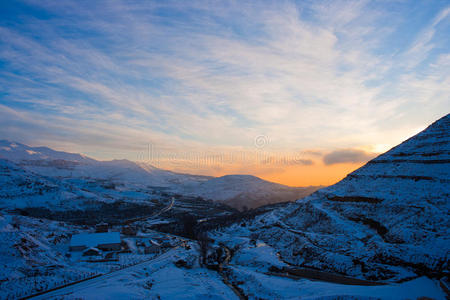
[220,114,450,281]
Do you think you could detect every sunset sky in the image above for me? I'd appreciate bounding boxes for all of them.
[0,0,449,186]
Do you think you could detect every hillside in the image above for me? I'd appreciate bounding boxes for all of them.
[0,140,319,210]
[0,141,94,163]
[217,113,450,282]
[0,140,211,188]
[177,175,321,210]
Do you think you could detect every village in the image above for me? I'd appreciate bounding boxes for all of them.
[67,222,181,263]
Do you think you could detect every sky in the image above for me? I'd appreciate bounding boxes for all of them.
[0,0,449,186]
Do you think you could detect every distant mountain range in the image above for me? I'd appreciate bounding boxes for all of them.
[177,174,322,210]
[0,140,320,210]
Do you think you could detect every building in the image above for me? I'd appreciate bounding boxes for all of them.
[69,232,121,251]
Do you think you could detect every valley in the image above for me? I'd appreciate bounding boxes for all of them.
[0,115,448,299]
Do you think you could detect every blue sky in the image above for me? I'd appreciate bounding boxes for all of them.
[0,0,449,184]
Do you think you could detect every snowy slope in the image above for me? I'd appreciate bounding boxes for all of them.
[0,140,209,188]
[177,175,321,210]
[219,114,450,281]
[0,140,94,163]
[0,140,320,209]
[0,159,96,210]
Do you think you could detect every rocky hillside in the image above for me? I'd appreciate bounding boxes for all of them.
[220,114,449,281]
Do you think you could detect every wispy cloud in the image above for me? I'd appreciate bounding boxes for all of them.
[0,0,448,183]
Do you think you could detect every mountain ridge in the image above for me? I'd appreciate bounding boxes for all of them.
[218,113,450,281]
[0,140,320,209]
[177,174,323,210]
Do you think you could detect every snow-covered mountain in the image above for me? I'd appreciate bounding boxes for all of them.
[0,159,104,210]
[0,140,319,209]
[0,140,210,188]
[177,175,322,210]
[0,140,94,163]
[219,113,450,281]
[0,141,209,210]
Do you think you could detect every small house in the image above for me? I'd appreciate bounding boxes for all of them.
[70,232,121,251]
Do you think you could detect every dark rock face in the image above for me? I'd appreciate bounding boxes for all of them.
[228,114,450,281]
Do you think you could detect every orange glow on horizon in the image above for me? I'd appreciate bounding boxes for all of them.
[162,160,367,187]
[259,162,366,187]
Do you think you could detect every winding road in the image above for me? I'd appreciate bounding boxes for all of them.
[125,196,175,224]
